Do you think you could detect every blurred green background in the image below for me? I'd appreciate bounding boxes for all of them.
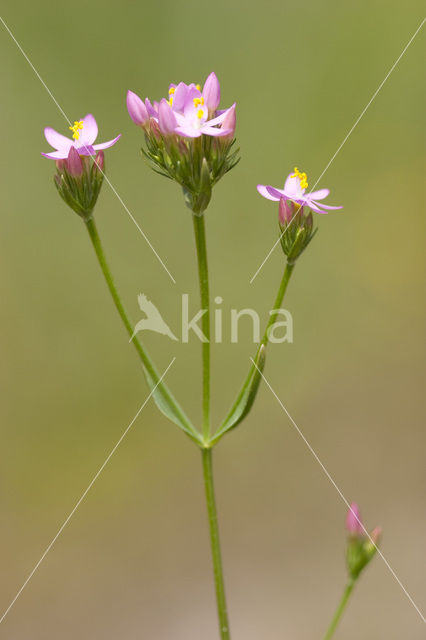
[1,1,425,638]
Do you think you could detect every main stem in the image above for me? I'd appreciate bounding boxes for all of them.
[192,213,230,638]
[202,448,230,640]
[192,212,210,441]
[323,582,355,640]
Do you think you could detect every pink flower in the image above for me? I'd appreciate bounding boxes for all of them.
[257,168,342,214]
[42,114,121,160]
[346,503,364,536]
[173,96,235,138]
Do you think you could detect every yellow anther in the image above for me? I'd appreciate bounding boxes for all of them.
[193,96,205,108]
[197,109,203,119]
[169,96,174,106]
[291,166,308,190]
[69,120,83,140]
[169,87,175,95]
[196,84,201,91]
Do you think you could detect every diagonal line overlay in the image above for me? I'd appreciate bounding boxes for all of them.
[0,358,176,625]
[251,358,426,624]
[0,15,176,284]
[249,17,426,283]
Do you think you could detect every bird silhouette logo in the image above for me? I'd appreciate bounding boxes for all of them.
[129,294,178,342]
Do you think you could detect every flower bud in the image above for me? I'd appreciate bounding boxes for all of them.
[278,197,293,224]
[55,159,66,173]
[345,503,381,581]
[66,146,83,177]
[127,90,149,126]
[93,150,104,173]
[203,72,221,112]
[346,503,364,537]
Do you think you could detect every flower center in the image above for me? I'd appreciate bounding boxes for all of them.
[291,167,308,190]
[69,120,83,140]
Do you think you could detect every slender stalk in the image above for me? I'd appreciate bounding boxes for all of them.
[260,261,295,348]
[85,216,199,442]
[202,448,230,640]
[323,582,355,640]
[210,261,295,444]
[192,212,211,441]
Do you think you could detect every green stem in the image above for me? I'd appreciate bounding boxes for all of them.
[210,261,294,445]
[85,216,199,443]
[260,261,295,348]
[202,448,230,640]
[192,213,210,441]
[323,582,355,640]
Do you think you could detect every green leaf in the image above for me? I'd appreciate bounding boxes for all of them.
[142,365,202,446]
[211,345,266,444]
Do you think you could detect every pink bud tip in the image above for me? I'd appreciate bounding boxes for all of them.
[127,90,149,126]
[278,197,292,224]
[94,150,104,172]
[55,159,66,173]
[202,71,221,111]
[66,146,83,177]
[346,503,364,536]
[370,526,382,546]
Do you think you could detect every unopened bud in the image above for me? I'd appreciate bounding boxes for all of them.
[66,146,83,177]
[346,503,364,537]
[127,90,149,126]
[345,503,381,581]
[93,150,104,173]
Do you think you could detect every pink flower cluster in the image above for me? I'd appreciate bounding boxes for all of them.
[127,72,236,139]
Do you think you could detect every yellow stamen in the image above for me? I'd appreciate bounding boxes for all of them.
[196,84,201,91]
[69,120,83,141]
[169,87,175,95]
[193,96,205,108]
[197,109,203,119]
[169,96,174,106]
[291,166,308,190]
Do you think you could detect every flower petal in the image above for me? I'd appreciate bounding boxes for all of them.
[79,114,98,145]
[266,185,287,200]
[76,143,96,156]
[174,125,202,138]
[201,126,232,137]
[172,82,190,112]
[44,127,72,151]
[308,188,329,200]
[92,135,121,151]
[283,173,302,197]
[41,149,70,159]
[206,106,232,127]
[257,184,281,201]
[307,197,343,210]
[158,99,178,134]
